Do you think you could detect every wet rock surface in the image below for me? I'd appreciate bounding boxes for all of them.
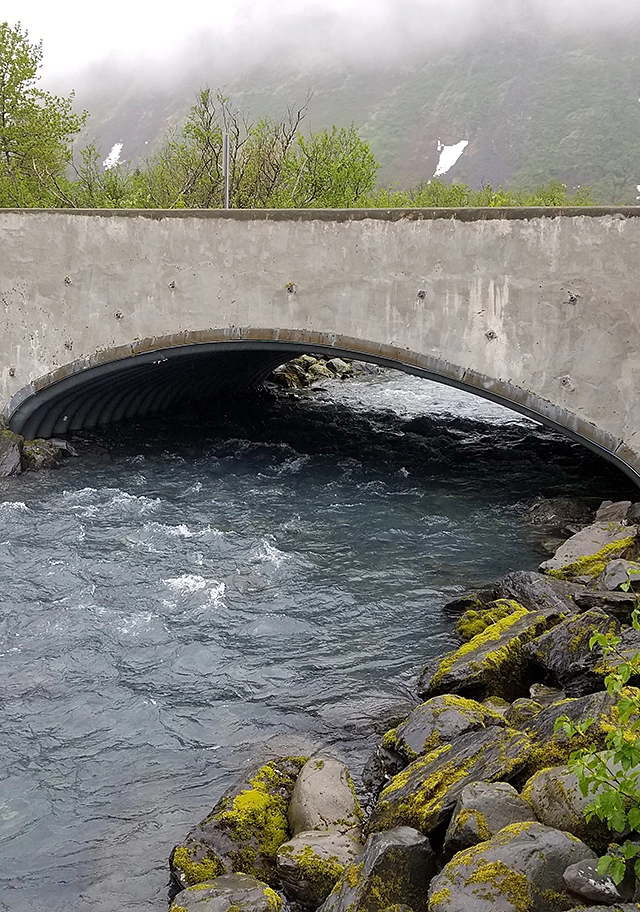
[428,822,596,912]
[366,726,531,836]
[318,826,437,912]
[444,780,537,857]
[168,873,283,912]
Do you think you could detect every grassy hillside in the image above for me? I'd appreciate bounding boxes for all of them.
[71,29,640,203]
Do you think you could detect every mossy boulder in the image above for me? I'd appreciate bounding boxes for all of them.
[428,822,596,911]
[319,826,437,912]
[288,756,362,835]
[444,781,537,858]
[364,695,506,796]
[170,757,307,891]
[277,829,363,908]
[504,699,543,728]
[493,570,584,615]
[539,522,638,582]
[517,690,620,781]
[522,608,620,697]
[417,604,561,702]
[366,726,531,837]
[168,873,283,912]
[456,600,523,642]
[522,759,624,853]
[21,438,63,470]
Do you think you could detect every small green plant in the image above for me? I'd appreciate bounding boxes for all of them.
[555,606,640,884]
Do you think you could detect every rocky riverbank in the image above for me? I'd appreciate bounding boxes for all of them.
[0,420,77,476]
[166,498,640,912]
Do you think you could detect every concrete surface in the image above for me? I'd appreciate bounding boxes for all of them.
[1,207,639,482]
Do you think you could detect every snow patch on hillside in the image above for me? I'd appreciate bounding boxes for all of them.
[103,143,124,170]
[434,140,468,177]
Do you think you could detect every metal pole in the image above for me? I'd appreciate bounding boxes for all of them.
[223,132,230,209]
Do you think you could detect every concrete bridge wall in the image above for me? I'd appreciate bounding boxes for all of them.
[1,207,639,482]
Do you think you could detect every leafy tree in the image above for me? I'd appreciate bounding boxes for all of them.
[288,126,379,208]
[0,21,86,206]
[555,603,640,884]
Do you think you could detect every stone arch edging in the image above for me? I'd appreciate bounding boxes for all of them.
[6,327,638,486]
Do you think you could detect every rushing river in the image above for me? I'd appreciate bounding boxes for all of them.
[0,370,635,912]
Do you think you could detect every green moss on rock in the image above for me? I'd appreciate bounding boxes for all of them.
[456,600,523,642]
[546,537,636,580]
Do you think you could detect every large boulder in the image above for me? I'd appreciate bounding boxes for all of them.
[288,757,362,836]
[519,690,618,780]
[524,497,595,537]
[443,781,538,857]
[364,695,506,795]
[0,429,22,476]
[170,757,307,890]
[417,604,560,702]
[428,822,596,911]
[550,627,640,695]
[522,760,619,852]
[540,522,638,582]
[522,609,620,696]
[169,873,283,912]
[597,559,640,592]
[21,438,63,471]
[318,826,437,912]
[366,726,531,836]
[455,600,523,642]
[574,590,639,623]
[494,570,585,615]
[277,829,363,908]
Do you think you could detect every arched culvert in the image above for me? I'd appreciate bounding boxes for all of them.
[6,333,639,487]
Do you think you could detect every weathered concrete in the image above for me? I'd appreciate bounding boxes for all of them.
[1,207,640,481]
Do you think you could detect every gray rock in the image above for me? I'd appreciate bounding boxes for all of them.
[565,907,640,912]
[21,438,62,470]
[288,757,362,836]
[539,522,638,581]
[387,694,506,760]
[598,560,640,592]
[525,496,595,536]
[307,361,334,380]
[522,757,624,852]
[319,826,437,912]
[325,358,351,376]
[519,690,617,782]
[549,626,640,696]
[444,781,537,856]
[364,695,506,796]
[169,873,283,912]
[529,684,566,706]
[504,698,543,728]
[574,590,639,622]
[0,429,22,476]
[170,757,306,891]
[596,501,634,523]
[564,857,626,904]
[366,726,531,836]
[277,829,363,908]
[523,608,620,696]
[494,570,584,615]
[428,822,596,912]
[417,607,560,702]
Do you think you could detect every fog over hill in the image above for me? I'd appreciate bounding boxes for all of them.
[28,0,640,202]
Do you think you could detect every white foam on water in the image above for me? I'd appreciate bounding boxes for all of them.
[163,574,208,593]
[0,501,29,513]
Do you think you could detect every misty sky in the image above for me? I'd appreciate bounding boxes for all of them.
[5,0,639,84]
